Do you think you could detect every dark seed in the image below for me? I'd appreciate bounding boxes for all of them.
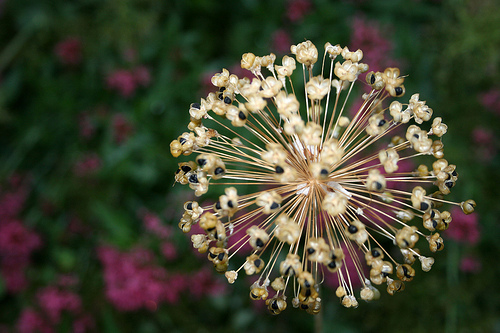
[272,300,279,310]
[301,304,309,310]
[275,166,284,174]
[224,97,232,104]
[305,288,311,297]
[214,167,224,175]
[420,202,429,211]
[432,220,437,228]
[370,74,376,84]
[188,173,198,183]
[375,182,382,190]
[445,181,454,188]
[181,165,191,173]
[179,137,187,145]
[437,242,442,249]
[270,202,279,210]
[209,252,217,259]
[348,225,358,234]
[307,248,315,254]
[430,210,436,218]
[320,169,328,176]
[227,200,234,208]
[186,202,193,210]
[219,87,226,92]
[372,249,380,257]
[395,86,403,96]
[191,103,200,109]
[175,168,180,174]
[197,158,207,166]
[328,261,337,269]
[254,259,261,268]
[452,170,457,176]
[238,111,247,120]
[215,201,221,210]
[378,119,386,127]
[256,238,264,248]
[218,253,226,261]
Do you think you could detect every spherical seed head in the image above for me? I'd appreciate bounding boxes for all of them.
[171,40,474,314]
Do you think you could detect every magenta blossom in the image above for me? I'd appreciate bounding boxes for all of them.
[271,29,292,54]
[36,287,82,324]
[350,17,399,74]
[16,309,53,333]
[479,88,500,115]
[54,37,82,66]
[459,255,482,273]
[446,207,480,245]
[286,0,312,22]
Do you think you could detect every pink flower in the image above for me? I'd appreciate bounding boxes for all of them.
[1,261,29,293]
[77,112,96,140]
[112,113,134,144]
[73,153,101,177]
[161,241,178,261]
[459,255,482,273]
[472,127,496,161]
[98,246,172,311]
[271,29,292,54]
[0,220,41,258]
[286,0,312,22]
[16,308,53,333]
[54,37,82,66]
[350,17,399,74]
[188,267,227,299]
[36,287,82,324]
[106,70,137,97]
[139,209,172,239]
[479,88,500,115]
[132,66,151,87]
[106,66,151,98]
[446,207,480,245]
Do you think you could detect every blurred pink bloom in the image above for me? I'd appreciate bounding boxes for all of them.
[72,314,95,333]
[0,220,41,258]
[139,209,172,239]
[106,70,136,97]
[132,66,151,87]
[472,127,496,161]
[98,246,174,311]
[459,255,482,273]
[73,153,101,177]
[1,261,29,293]
[446,207,480,245]
[106,66,151,98]
[161,241,178,261]
[479,88,500,115]
[188,267,227,299]
[271,29,292,54]
[54,37,82,66]
[36,287,82,324]
[112,113,134,144]
[78,112,96,140]
[17,308,53,333]
[0,175,28,220]
[286,0,312,22]
[350,17,398,74]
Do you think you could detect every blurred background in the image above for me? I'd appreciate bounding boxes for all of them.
[0,0,499,332]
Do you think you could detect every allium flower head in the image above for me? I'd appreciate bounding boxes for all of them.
[170,40,476,314]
